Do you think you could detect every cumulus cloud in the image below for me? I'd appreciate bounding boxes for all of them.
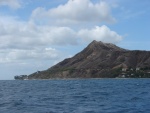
[78,25,123,43]
[0,48,60,63]
[0,17,78,49]
[0,18,122,49]
[0,16,78,63]
[0,16,122,49]
[0,0,21,9]
[31,0,116,25]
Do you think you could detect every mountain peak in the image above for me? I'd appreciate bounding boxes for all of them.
[89,40,105,47]
[88,40,126,51]
[90,40,103,44]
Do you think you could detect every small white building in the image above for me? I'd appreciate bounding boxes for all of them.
[122,68,127,72]
[122,75,125,78]
[136,67,140,71]
[130,68,133,71]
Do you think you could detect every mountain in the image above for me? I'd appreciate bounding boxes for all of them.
[15,40,150,80]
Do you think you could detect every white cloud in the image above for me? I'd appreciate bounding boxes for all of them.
[0,0,21,9]
[0,16,122,49]
[31,0,116,25]
[0,17,78,49]
[0,16,78,63]
[78,25,123,43]
[0,17,122,49]
[0,48,60,63]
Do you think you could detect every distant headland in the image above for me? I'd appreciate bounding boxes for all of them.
[15,40,150,80]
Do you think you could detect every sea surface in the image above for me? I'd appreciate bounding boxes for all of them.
[0,79,150,113]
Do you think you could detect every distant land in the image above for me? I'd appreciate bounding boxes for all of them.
[15,40,150,80]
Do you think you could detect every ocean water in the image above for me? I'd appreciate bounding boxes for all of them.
[0,79,150,113]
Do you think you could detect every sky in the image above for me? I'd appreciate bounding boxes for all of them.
[0,0,150,80]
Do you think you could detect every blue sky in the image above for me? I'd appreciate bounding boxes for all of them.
[0,0,150,80]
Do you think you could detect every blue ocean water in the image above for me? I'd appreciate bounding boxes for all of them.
[0,79,150,113]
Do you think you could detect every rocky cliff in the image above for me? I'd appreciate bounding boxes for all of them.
[15,40,150,79]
